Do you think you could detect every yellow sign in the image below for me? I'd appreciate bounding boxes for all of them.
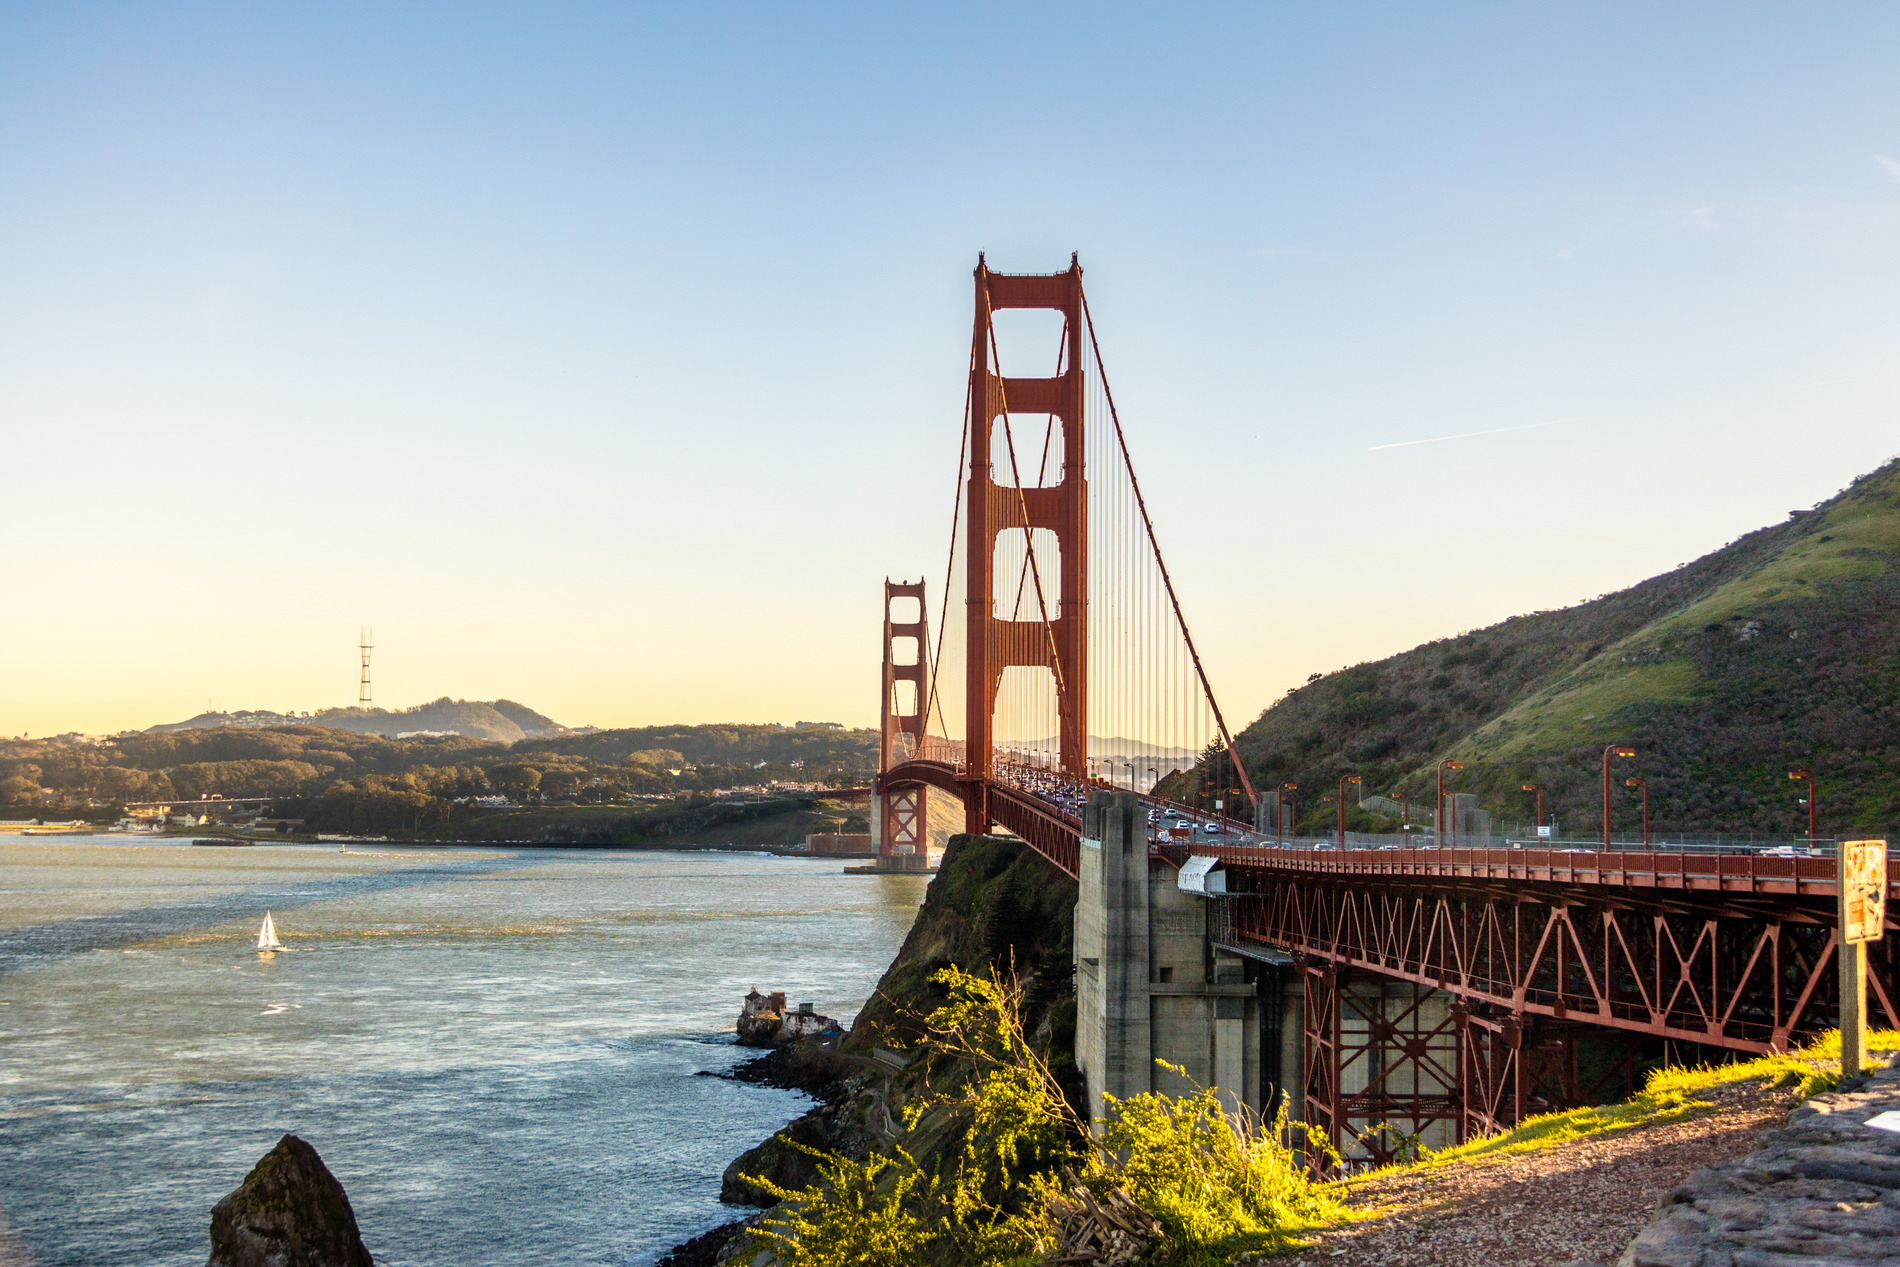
[1841,840,1888,945]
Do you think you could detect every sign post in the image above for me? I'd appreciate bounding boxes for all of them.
[1838,839,1888,1078]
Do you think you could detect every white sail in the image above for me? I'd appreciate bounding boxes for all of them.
[257,911,283,951]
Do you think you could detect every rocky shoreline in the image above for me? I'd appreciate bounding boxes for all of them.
[661,1042,862,1267]
[657,831,1081,1267]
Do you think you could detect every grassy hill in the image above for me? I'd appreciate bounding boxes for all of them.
[1211,457,1900,841]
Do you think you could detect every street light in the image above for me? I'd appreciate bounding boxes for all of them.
[1625,777,1649,846]
[1788,769,1816,847]
[1279,783,1297,845]
[1339,774,1361,848]
[1602,745,1636,849]
[1390,789,1410,837]
[1522,783,1544,837]
[1437,759,1464,847]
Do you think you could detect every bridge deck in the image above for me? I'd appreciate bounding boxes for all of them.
[1190,843,1863,900]
[881,764,1887,904]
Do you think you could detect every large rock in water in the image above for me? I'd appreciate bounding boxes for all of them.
[206,1135,372,1267]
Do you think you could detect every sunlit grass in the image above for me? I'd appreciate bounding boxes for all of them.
[1466,658,1708,758]
[1373,1030,1899,1174]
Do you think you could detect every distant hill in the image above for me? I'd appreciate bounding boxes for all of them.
[1008,735,1203,765]
[148,698,570,744]
[1212,457,1900,840]
[487,700,565,737]
[515,723,877,770]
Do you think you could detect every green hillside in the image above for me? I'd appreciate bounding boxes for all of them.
[1209,457,1900,841]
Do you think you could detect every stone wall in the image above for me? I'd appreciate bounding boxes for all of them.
[1618,1061,1900,1266]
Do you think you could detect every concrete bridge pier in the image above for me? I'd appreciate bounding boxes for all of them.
[1074,791,1269,1128]
[1073,790,1468,1166]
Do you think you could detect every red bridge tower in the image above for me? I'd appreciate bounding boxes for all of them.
[964,257,1088,833]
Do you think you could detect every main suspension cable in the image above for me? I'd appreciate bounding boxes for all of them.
[922,345,976,747]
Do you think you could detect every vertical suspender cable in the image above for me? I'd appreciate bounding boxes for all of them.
[1080,288,1259,813]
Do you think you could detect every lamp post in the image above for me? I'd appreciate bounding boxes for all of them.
[1338,774,1361,848]
[1522,783,1543,837]
[1625,777,1650,846]
[1788,769,1816,847]
[1391,789,1410,837]
[1279,783,1297,845]
[1602,745,1635,849]
[1437,759,1464,846]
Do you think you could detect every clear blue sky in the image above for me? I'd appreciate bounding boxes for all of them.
[4,4,1898,735]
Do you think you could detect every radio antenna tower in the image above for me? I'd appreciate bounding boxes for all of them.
[359,627,374,706]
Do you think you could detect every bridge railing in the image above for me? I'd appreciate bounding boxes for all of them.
[1258,832,1869,857]
[914,736,966,767]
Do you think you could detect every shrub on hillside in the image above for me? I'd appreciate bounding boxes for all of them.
[744,966,1345,1267]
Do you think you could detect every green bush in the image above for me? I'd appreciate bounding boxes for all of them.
[1099,1069,1345,1264]
[744,966,1348,1267]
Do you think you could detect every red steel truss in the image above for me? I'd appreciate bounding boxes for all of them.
[1300,966,1462,1167]
[1202,842,1900,1163]
[1458,1009,1638,1140]
[1218,867,1899,1053]
[984,784,1081,878]
[878,756,1082,879]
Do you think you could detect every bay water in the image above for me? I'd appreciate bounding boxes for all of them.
[0,837,926,1265]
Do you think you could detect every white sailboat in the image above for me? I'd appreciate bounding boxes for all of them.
[256,910,285,951]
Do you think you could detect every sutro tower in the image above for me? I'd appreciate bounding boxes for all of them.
[359,627,374,706]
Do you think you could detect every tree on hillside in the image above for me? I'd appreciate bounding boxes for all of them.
[93,766,158,804]
[539,768,581,802]
[489,764,542,805]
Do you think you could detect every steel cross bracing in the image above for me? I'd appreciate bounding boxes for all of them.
[1210,850,1900,1054]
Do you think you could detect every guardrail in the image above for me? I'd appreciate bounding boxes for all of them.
[1182,840,1895,898]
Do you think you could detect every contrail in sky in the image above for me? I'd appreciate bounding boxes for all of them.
[1367,420,1565,451]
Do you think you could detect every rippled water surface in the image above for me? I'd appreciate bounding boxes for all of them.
[0,837,926,1265]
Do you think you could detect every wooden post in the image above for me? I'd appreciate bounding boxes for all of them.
[1838,840,1887,1078]
[1842,935,1866,1079]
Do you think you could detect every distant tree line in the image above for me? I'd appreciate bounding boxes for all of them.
[0,722,877,829]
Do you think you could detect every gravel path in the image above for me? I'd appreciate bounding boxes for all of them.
[1288,1079,1800,1267]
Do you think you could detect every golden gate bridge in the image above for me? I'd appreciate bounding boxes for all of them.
[870,256,1896,1164]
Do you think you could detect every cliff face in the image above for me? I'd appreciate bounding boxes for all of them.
[847,832,1079,1067]
[720,833,1079,1207]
